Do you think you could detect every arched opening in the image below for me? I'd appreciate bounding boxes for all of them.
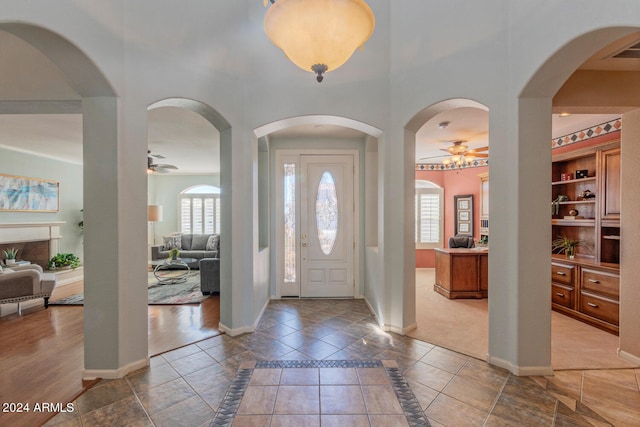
[0,22,119,426]
[406,101,491,360]
[146,99,227,355]
[513,27,640,376]
[253,115,384,318]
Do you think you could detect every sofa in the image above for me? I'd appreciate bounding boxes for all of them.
[151,233,220,269]
[0,264,57,313]
[199,258,220,295]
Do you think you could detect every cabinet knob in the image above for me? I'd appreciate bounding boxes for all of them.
[587,302,599,308]
[556,271,566,276]
[588,279,600,283]
[555,292,565,297]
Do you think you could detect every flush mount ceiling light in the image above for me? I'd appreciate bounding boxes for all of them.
[263,0,375,82]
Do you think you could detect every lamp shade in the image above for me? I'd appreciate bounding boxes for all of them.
[264,0,375,82]
[148,205,163,222]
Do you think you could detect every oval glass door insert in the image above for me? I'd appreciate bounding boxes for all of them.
[316,171,338,255]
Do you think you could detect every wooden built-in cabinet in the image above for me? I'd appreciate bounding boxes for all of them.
[551,141,620,334]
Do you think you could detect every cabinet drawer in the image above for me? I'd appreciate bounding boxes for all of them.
[552,284,574,309]
[581,268,619,299]
[580,292,619,325]
[551,263,574,286]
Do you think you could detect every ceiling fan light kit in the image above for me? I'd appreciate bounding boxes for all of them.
[263,0,375,82]
[147,151,178,174]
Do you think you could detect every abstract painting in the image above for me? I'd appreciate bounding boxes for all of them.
[0,174,59,212]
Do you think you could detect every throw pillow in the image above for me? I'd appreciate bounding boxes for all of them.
[206,234,220,251]
[162,234,182,250]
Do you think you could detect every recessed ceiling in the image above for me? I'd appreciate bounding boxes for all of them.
[267,124,366,140]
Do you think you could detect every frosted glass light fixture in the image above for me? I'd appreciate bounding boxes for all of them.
[263,0,375,82]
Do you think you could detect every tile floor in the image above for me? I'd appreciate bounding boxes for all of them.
[45,299,640,427]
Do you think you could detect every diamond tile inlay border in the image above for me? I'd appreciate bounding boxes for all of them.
[210,360,430,426]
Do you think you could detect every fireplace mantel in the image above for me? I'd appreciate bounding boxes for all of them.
[0,222,65,261]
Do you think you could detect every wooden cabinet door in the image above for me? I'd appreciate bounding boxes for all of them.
[600,147,620,220]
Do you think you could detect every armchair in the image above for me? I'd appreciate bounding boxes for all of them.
[0,264,57,314]
[448,235,476,249]
[199,258,220,295]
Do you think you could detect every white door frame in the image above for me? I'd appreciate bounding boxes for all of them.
[274,148,360,298]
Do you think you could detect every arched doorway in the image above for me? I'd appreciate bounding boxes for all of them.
[0,22,118,426]
[253,115,385,317]
[146,99,229,353]
[519,28,640,369]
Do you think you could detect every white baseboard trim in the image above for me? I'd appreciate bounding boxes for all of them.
[618,349,640,365]
[218,298,270,337]
[82,357,149,380]
[385,322,417,335]
[486,355,553,376]
[362,297,417,335]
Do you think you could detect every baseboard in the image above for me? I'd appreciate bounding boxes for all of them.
[218,298,270,337]
[82,357,149,380]
[618,349,640,365]
[52,266,84,286]
[486,355,553,376]
[362,297,417,335]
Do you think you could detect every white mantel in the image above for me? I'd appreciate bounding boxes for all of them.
[0,222,65,255]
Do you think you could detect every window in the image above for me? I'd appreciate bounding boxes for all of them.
[415,180,443,249]
[179,185,221,234]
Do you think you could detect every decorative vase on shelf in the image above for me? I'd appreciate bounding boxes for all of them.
[566,247,575,259]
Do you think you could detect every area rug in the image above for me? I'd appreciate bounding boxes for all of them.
[49,272,206,305]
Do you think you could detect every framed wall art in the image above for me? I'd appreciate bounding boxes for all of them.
[0,173,59,212]
[454,194,473,237]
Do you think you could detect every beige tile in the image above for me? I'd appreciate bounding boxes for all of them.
[150,395,214,427]
[442,375,500,412]
[407,380,439,411]
[249,368,282,385]
[320,367,359,385]
[231,415,272,426]
[239,360,257,369]
[271,414,320,427]
[420,347,468,374]
[583,369,640,391]
[280,368,319,385]
[369,414,410,427]
[320,385,367,414]
[357,367,390,385]
[236,386,278,415]
[137,377,196,415]
[425,394,488,426]
[381,360,398,369]
[544,369,583,400]
[320,414,370,427]
[403,361,454,391]
[361,385,403,414]
[75,378,134,414]
[80,395,151,426]
[456,358,509,392]
[427,417,446,427]
[274,385,320,414]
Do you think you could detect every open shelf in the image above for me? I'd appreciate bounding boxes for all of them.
[557,200,596,205]
[552,176,596,186]
[603,235,620,241]
[552,219,595,226]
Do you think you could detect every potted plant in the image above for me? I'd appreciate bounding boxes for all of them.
[168,248,180,261]
[47,253,81,270]
[3,248,18,265]
[552,235,585,259]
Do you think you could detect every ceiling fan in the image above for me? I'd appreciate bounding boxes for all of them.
[147,151,178,174]
[420,140,489,165]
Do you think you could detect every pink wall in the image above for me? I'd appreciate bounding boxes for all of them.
[416,166,488,268]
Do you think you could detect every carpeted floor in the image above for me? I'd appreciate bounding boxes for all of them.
[411,268,640,370]
[49,271,207,305]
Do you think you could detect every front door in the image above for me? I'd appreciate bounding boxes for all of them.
[300,154,355,297]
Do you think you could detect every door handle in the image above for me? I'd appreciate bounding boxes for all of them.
[301,242,308,247]
[587,302,598,308]
[588,279,600,283]
[556,292,565,297]
[302,234,307,239]
[556,271,566,276]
